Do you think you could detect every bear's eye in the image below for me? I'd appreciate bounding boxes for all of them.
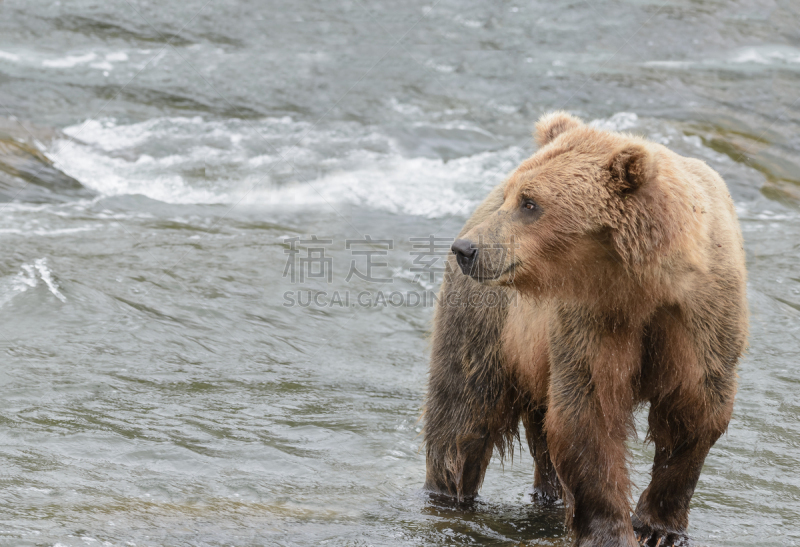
[522,199,539,212]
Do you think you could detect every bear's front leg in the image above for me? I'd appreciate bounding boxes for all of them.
[631,396,723,547]
[423,270,515,503]
[545,307,641,547]
[632,380,733,547]
[423,419,494,504]
[633,307,742,547]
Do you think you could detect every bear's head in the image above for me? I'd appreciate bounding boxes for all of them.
[452,111,700,301]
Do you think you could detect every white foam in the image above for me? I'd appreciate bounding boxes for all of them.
[0,226,94,236]
[50,138,226,204]
[42,52,97,68]
[234,147,522,218]
[87,52,130,71]
[16,264,38,291]
[454,15,483,29]
[644,60,691,69]
[730,46,800,65]
[0,258,66,307]
[34,258,67,302]
[645,46,800,71]
[0,50,20,62]
[105,52,129,62]
[62,117,202,151]
[90,61,114,71]
[589,112,639,132]
[49,116,525,217]
[424,59,456,73]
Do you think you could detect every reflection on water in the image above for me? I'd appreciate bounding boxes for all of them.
[0,0,798,546]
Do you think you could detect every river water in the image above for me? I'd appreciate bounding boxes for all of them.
[0,1,798,546]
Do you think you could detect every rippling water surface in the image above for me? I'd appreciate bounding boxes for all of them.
[0,1,799,545]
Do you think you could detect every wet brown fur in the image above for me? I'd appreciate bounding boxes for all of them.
[423,112,748,546]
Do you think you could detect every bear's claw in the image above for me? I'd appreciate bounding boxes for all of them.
[635,531,689,547]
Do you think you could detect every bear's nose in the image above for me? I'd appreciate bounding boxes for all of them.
[451,238,478,276]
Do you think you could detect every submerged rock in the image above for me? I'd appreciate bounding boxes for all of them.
[0,117,95,203]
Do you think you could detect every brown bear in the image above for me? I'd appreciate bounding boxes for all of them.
[423,112,748,547]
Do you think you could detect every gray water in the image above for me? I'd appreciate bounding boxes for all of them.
[0,1,798,545]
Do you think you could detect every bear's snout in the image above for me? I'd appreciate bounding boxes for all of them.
[451,238,477,276]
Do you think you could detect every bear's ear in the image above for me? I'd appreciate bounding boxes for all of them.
[607,143,656,195]
[535,111,582,147]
